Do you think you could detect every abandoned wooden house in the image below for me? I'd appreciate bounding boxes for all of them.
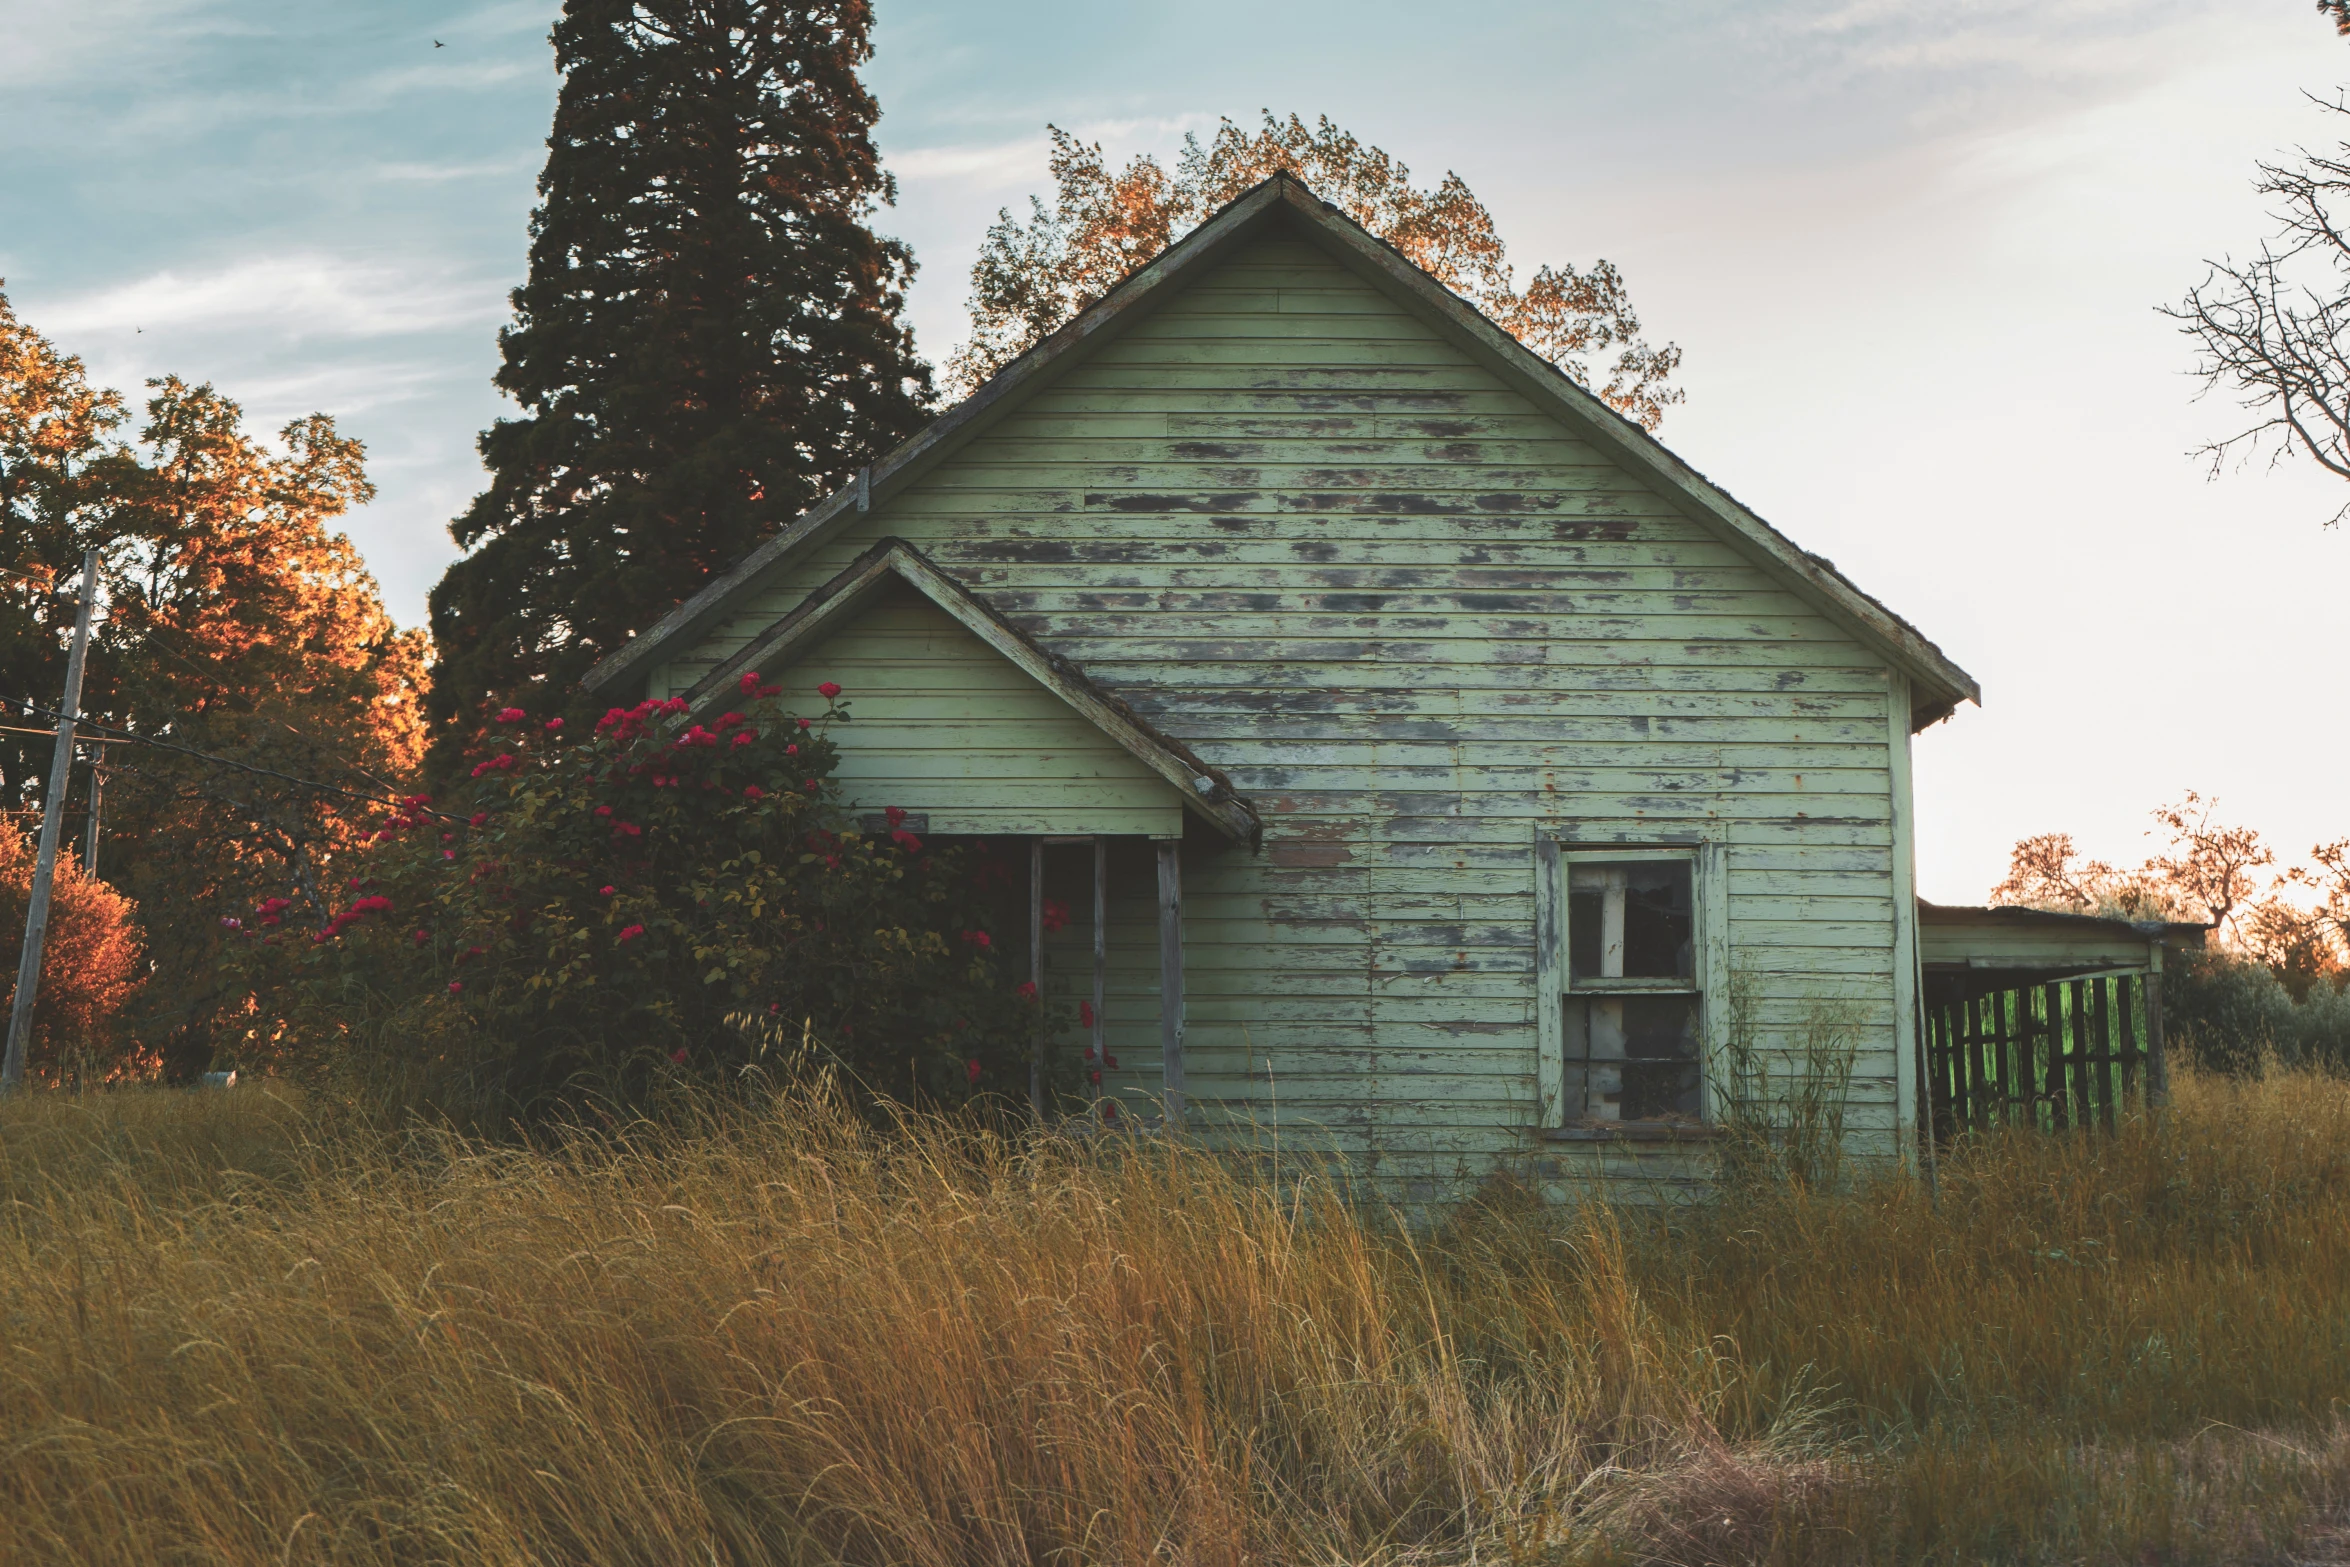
[585,173,2173,1191]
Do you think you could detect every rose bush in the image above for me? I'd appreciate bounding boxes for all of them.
[234,676,1042,1114]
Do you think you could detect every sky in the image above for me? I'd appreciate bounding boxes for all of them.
[1,0,2344,902]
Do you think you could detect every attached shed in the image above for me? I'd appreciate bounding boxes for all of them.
[1918,902,2205,1137]
[586,173,1988,1193]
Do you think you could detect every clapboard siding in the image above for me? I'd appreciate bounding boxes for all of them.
[770,583,1183,837]
[657,230,1910,1188]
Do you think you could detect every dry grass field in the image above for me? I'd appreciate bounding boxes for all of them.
[3,1069,2349,1565]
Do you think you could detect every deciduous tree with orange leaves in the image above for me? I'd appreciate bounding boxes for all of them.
[0,286,426,1077]
[0,831,141,1086]
[950,113,1685,429]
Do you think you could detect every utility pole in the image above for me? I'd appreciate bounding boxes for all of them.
[2,551,99,1092]
[82,742,102,877]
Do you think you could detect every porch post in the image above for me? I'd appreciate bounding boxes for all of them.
[1156,838,1185,1130]
[1029,836,1045,1119]
[1091,837,1107,1091]
[2145,941,2168,1114]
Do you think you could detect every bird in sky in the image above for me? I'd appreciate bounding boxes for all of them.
[433,39,445,48]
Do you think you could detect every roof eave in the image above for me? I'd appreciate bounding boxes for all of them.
[673,537,1261,845]
[1250,179,1982,722]
[580,179,1296,700]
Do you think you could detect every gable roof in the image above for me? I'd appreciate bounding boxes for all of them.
[684,536,1260,843]
[586,173,1981,730]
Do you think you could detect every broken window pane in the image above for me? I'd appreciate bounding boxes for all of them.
[1562,993,1702,1122]
[1567,860,1694,982]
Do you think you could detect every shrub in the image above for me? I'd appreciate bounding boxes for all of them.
[232,678,1040,1114]
[2167,946,2350,1073]
[0,832,144,1085]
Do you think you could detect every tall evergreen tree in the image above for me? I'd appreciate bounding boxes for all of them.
[429,0,930,765]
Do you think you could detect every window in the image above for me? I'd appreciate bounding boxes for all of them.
[1559,852,1704,1126]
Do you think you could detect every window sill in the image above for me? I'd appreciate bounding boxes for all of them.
[1542,1121,1720,1144]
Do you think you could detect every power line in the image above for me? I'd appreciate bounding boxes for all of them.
[11,697,453,822]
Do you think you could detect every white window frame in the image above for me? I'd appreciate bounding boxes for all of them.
[1536,837,1729,1128]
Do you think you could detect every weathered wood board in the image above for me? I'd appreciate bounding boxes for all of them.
[649,219,1932,1194]
[768,580,1184,837]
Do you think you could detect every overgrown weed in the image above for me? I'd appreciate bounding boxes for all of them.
[1,1068,2347,1564]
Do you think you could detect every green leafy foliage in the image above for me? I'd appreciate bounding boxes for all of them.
[236,675,1038,1114]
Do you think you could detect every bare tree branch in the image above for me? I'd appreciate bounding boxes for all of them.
[2165,94,2350,523]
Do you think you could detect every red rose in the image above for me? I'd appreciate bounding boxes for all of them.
[618,924,645,943]
[448,981,463,994]
[1079,1000,1095,1028]
[469,812,488,827]
[495,707,526,724]
[741,785,765,800]
[544,717,563,732]
[1015,980,1038,1001]
[598,885,614,896]
[885,806,907,827]
[671,1046,688,1064]
[738,670,763,695]
[817,681,841,699]
[967,1058,982,1085]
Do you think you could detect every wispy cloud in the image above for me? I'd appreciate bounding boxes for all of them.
[372,155,540,184]
[38,255,507,342]
[888,138,1049,188]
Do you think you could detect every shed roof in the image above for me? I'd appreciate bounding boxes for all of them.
[1919,899,2207,983]
[686,537,1260,843]
[586,173,1982,729]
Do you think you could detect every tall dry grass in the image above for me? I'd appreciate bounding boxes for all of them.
[2,1069,2348,1565]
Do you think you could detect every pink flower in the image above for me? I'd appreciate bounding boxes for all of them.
[670,1046,688,1064]
[448,981,463,994]
[598,885,615,897]
[611,821,642,840]
[1015,980,1038,1002]
[714,712,745,731]
[795,717,811,731]
[962,929,992,949]
[967,1058,982,1085]
[495,707,526,724]
[442,849,456,861]
[731,731,754,748]
[469,812,488,827]
[544,717,563,732]
[784,745,797,756]
[817,681,841,699]
[595,805,613,817]
[1079,1000,1095,1028]
[617,924,645,943]
[741,784,765,800]
[802,779,819,793]
[885,806,907,827]
[414,929,430,945]
[890,829,922,853]
[738,670,763,696]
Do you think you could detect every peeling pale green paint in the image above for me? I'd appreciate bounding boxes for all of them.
[657,229,1919,1191]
